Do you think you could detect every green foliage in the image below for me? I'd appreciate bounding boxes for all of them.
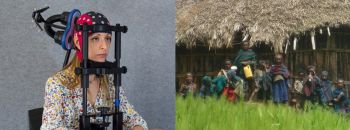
[176,96,350,130]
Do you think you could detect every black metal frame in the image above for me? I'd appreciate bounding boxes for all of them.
[32,6,73,68]
[75,23,128,130]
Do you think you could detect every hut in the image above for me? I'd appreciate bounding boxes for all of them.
[176,0,350,92]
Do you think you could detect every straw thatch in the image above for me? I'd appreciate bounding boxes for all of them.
[176,0,350,52]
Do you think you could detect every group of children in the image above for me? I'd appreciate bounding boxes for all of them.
[179,42,350,113]
[290,68,350,113]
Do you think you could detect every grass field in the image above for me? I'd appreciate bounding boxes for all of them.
[176,96,350,130]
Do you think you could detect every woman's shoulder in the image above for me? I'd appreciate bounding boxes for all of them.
[45,70,72,91]
[46,71,61,85]
[47,70,66,83]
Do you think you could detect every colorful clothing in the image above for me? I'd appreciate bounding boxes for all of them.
[319,80,333,105]
[254,69,272,101]
[290,79,306,109]
[272,80,289,103]
[179,82,197,97]
[41,71,148,130]
[212,75,227,97]
[332,87,349,112]
[233,49,256,100]
[233,49,256,79]
[269,64,289,103]
[227,70,244,99]
[199,76,213,97]
[303,76,321,103]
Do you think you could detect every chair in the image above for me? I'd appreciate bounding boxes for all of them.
[28,107,43,130]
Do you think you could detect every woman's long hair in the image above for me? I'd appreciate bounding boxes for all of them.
[56,54,111,105]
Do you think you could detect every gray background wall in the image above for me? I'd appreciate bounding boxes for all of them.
[0,0,175,129]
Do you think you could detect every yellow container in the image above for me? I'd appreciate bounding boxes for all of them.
[243,65,253,78]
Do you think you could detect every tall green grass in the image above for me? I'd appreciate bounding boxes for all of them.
[176,96,350,130]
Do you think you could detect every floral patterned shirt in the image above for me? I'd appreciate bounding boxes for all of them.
[40,71,148,130]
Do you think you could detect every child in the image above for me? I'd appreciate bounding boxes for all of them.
[319,71,333,106]
[225,67,244,102]
[332,79,349,113]
[179,73,197,98]
[250,60,272,102]
[290,71,306,109]
[199,75,213,98]
[302,66,321,104]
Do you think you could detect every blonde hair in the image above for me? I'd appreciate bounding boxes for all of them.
[56,55,111,103]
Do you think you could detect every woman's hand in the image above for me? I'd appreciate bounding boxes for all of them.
[132,125,144,130]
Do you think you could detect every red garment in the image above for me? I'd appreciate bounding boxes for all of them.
[270,64,290,78]
[227,87,237,102]
[303,86,312,96]
[303,77,319,96]
[222,87,237,102]
[222,86,229,96]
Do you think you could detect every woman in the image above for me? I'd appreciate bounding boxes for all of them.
[40,11,148,130]
[233,41,256,100]
[269,54,290,104]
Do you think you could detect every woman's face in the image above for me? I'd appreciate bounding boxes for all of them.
[75,32,112,62]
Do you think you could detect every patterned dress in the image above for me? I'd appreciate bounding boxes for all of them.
[40,71,148,130]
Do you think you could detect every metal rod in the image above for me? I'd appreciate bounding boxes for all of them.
[82,23,90,130]
[113,24,123,130]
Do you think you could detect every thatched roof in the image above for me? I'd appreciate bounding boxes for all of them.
[176,0,350,52]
